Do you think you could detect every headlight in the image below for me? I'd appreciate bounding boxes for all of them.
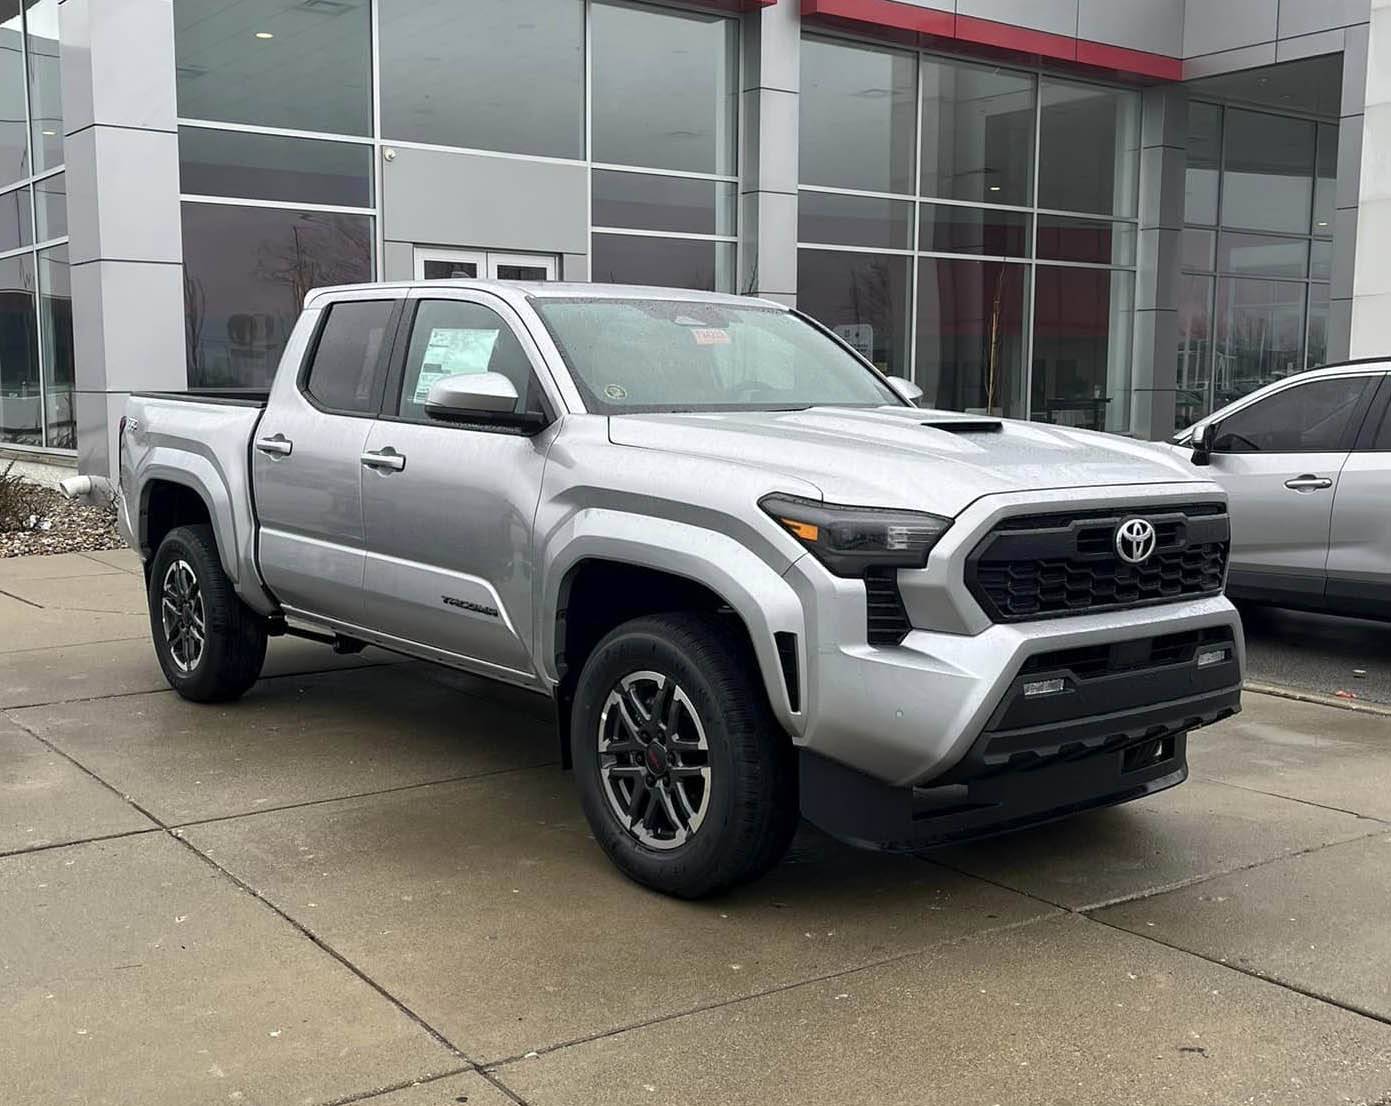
[759,493,951,578]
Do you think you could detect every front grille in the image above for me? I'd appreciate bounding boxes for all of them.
[864,569,911,646]
[968,503,1230,622]
[1019,626,1235,680]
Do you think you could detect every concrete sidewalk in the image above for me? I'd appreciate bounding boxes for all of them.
[2,550,1389,1106]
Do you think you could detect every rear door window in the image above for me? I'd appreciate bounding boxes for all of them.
[1212,376,1372,453]
[303,300,396,415]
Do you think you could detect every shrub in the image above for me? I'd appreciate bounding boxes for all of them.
[0,461,40,532]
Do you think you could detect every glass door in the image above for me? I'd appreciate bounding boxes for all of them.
[414,247,557,281]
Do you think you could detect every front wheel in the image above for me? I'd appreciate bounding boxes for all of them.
[571,612,798,898]
[148,524,267,702]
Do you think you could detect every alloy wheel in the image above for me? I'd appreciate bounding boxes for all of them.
[160,559,206,674]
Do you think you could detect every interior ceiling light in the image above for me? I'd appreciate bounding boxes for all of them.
[255,31,274,39]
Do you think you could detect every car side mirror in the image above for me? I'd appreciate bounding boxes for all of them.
[886,376,924,405]
[1190,421,1215,466]
[424,372,548,433]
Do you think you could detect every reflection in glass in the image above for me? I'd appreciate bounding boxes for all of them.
[797,249,911,376]
[33,170,62,239]
[1032,266,1135,433]
[381,0,583,158]
[1213,277,1306,406]
[1216,233,1308,279]
[1177,274,1214,429]
[37,243,70,448]
[1222,109,1316,234]
[592,171,734,237]
[1311,239,1332,282]
[915,258,1027,418]
[798,191,914,250]
[593,1,737,175]
[0,251,38,445]
[181,204,373,389]
[0,2,27,184]
[1185,102,1221,226]
[591,233,734,293]
[175,0,372,136]
[1306,283,1329,369]
[919,204,1030,257]
[25,0,61,172]
[0,184,31,253]
[179,128,372,208]
[1182,228,1215,272]
[920,58,1034,205]
[1038,80,1140,217]
[1036,215,1136,266]
[1313,122,1337,236]
[800,38,916,195]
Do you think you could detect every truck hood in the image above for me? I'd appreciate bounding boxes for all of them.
[607,406,1206,516]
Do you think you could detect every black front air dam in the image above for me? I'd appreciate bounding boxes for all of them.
[799,686,1240,852]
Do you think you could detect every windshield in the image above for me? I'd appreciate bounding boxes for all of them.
[530,297,903,414]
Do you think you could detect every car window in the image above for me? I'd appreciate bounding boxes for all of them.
[304,300,395,415]
[396,300,543,421]
[1211,376,1371,453]
[1370,381,1391,450]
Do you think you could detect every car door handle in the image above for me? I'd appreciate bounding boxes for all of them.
[254,434,293,457]
[1284,474,1333,491]
[360,449,406,472]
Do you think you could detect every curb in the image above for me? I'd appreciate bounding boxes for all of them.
[1244,681,1391,719]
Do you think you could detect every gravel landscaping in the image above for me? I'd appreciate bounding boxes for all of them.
[0,473,124,558]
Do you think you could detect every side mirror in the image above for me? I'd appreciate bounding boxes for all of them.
[886,376,924,405]
[424,372,548,433]
[1190,421,1215,466]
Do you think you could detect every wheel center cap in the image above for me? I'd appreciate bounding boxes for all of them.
[645,744,669,776]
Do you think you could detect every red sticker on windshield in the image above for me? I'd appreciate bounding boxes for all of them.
[691,328,730,346]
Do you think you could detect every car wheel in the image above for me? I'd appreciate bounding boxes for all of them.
[148,524,267,703]
[571,611,798,898]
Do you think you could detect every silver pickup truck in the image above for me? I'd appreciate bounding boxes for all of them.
[115,281,1243,898]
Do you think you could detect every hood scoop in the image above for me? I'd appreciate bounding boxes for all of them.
[921,417,1003,434]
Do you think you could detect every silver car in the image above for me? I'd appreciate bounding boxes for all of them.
[1170,360,1391,618]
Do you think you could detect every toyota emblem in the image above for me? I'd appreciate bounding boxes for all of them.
[1114,518,1157,565]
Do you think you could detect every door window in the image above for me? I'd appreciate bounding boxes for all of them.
[414,248,557,281]
[303,300,395,415]
[396,300,544,421]
[1212,375,1370,454]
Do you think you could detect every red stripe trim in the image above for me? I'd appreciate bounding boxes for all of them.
[801,0,1179,81]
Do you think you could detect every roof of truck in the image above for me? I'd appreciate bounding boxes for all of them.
[304,280,787,311]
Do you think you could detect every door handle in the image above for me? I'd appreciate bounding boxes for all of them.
[1284,474,1332,491]
[360,449,406,472]
[254,434,293,457]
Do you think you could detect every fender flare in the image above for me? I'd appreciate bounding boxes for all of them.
[540,509,807,736]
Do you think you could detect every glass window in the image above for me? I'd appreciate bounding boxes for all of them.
[33,171,61,240]
[591,234,734,293]
[1177,274,1214,430]
[1212,375,1370,453]
[1222,109,1316,234]
[1038,79,1139,218]
[380,0,583,159]
[592,171,735,237]
[24,0,61,173]
[1375,389,1391,450]
[592,1,736,176]
[800,38,916,194]
[182,204,373,389]
[1182,228,1215,272]
[798,191,914,250]
[797,249,911,376]
[1216,233,1309,279]
[532,297,899,415]
[1212,277,1306,406]
[304,300,393,414]
[915,258,1027,419]
[0,1,27,185]
[0,251,38,445]
[1185,102,1222,226]
[1313,122,1337,236]
[37,243,70,448]
[179,128,372,209]
[0,184,30,253]
[1306,283,1329,369]
[920,57,1035,206]
[1032,267,1135,433]
[1310,239,1332,282]
[1036,215,1136,266]
[398,300,542,420]
[920,204,1030,257]
[174,0,372,136]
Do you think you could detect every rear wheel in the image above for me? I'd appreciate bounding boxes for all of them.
[571,612,798,898]
[148,524,267,702]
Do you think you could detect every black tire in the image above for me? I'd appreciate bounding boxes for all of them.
[571,612,798,898]
[148,524,267,703]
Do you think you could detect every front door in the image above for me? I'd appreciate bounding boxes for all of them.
[358,288,560,686]
[413,247,558,282]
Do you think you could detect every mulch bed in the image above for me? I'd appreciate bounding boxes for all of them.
[0,485,125,558]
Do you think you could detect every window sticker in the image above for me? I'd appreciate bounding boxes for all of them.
[690,327,730,346]
[413,327,500,402]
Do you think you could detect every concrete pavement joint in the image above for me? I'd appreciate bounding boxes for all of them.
[0,586,44,609]
[0,632,151,657]
[1196,773,1391,824]
[0,825,161,860]
[309,1065,475,1106]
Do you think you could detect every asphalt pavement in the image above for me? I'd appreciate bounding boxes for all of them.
[1239,600,1391,706]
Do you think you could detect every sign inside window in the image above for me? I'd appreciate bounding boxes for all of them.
[413,327,499,402]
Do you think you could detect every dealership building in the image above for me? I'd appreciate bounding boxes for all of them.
[5,0,1390,473]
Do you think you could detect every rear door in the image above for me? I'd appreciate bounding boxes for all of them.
[252,294,400,626]
[357,289,561,684]
[1205,372,1377,602]
[1326,373,1391,616]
